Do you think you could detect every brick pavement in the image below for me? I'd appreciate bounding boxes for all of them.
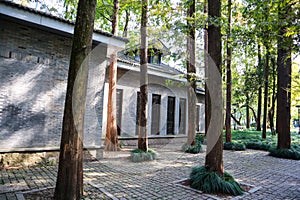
[0,147,299,199]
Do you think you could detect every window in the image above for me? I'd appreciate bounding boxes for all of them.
[167,96,175,135]
[116,89,123,136]
[135,92,140,135]
[148,54,162,65]
[151,94,161,135]
[179,98,186,134]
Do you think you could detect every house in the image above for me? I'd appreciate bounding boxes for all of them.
[109,44,205,146]
[0,1,205,152]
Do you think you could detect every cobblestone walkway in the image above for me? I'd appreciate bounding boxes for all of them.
[0,147,299,199]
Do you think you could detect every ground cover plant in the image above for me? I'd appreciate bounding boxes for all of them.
[190,166,243,196]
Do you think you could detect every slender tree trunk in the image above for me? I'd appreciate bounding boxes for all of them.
[105,0,120,151]
[187,0,196,146]
[55,0,97,199]
[138,0,148,152]
[111,0,119,35]
[246,95,250,129]
[225,0,232,143]
[262,46,269,139]
[205,0,223,176]
[204,0,209,137]
[123,10,130,38]
[269,57,276,135]
[257,44,262,131]
[277,1,292,149]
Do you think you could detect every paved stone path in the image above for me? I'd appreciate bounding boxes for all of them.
[0,147,299,199]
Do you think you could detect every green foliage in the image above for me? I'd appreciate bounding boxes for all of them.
[196,134,205,144]
[190,166,243,196]
[222,130,300,161]
[269,148,300,160]
[182,134,204,154]
[130,148,157,162]
[223,142,246,151]
[182,143,203,154]
[245,142,272,151]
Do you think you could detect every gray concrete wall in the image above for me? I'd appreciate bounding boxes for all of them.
[0,18,105,150]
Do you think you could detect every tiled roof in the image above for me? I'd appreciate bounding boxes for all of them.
[117,53,185,75]
[0,0,128,42]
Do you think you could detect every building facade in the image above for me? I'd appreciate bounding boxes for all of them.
[0,1,205,152]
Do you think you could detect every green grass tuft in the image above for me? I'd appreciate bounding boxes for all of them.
[130,148,158,162]
[190,166,243,196]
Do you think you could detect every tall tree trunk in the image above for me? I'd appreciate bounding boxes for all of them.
[277,1,292,149]
[225,0,232,143]
[55,0,96,199]
[105,0,120,151]
[205,0,223,176]
[257,44,262,131]
[262,46,269,139]
[138,0,148,152]
[187,0,196,146]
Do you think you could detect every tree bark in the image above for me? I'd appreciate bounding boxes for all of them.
[105,0,120,151]
[205,0,223,176]
[138,0,149,152]
[225,0,232,143]
[54,0,96,199]
[257,44,262,131]
[262,46,269,139]
[277,1,292,149]
[187,0,197,146]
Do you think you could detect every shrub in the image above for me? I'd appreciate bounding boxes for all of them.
[130,148,158,162]
[269,148,300,160]
[190,166,243,196]
[223,142,246,151]
[245,142,272,151]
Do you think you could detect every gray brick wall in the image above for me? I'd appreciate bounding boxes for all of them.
[0,18,104,149]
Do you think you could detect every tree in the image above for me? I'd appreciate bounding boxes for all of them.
[138,0,148,152]
[205,0,223,175]
[54,0,97,199]
[277,0,293,149]
[225,0,232,143]
[105,0,120,151]
[186,0,197,146]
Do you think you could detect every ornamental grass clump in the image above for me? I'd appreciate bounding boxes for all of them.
[130,148,157,162]
[269,148,300,160]
[190,166,243,196]
[245,141,272,151]
[223,142,246,151]
[182,134,204,154]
